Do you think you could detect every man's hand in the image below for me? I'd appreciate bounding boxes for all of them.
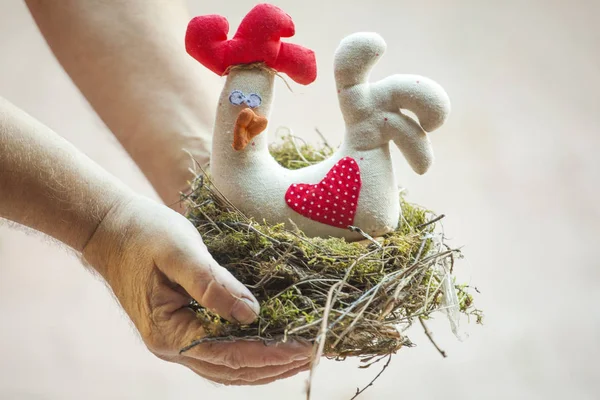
[82,196,312,385]
[1,93,310,387]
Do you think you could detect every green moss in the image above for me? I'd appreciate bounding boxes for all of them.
[269,135,333,170]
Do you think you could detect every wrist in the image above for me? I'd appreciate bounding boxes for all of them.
[81,193,139,280]
[137,133,211,212]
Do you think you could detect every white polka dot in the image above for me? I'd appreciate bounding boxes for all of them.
[346,184,349,187]
[344,192,348,195]
[339,221,343,225]
[332,218,336,222]
[293,184,297,187]
[347,175,351,179]
[290,191,294,195]
[341,214,345,217]
[334,203,338,207]
[318,204,321,208]
[319,196,322,199]
[337,189,341,192]
[349,168,353,172]
[325,207,328,211]
[351,161,354,164]
[312,193,316,197]
[348,218,352,222]
[297,195,300,199]
[316,213,320,216]
[287,199,291,203]
[306,190,309,194]
[331,178,334,181]
[333,211,336,214]
[294,203,298,206]
[324,216,328,219]
[343,200,347,203]
[301,206,305,210]
[311,201,314,205]
[326,199,330,203]
[342,207,346,210]
[309,210,312,213]
[338,180,342,184]
[355,179,358,182]
[321,188,324,192]
[342,165,346,169]
[353,187,357,190]
[352,195,356,198]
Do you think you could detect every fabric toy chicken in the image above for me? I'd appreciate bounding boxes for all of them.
[185,3,450,241]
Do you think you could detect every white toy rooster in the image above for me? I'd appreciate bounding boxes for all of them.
[185,4,450,241]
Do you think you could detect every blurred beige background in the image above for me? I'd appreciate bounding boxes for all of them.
[1,0,599,399]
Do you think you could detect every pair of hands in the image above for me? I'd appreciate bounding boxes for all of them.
[82,196,312,385]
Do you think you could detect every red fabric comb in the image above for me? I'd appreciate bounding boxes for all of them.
[185,3,317,85]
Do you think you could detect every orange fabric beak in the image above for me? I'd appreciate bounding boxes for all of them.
[232,108,268,151]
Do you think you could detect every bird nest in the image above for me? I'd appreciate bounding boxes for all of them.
[183,134,482,362]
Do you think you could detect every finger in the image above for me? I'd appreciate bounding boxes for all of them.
[185,359,311,386]
[155,226,260,324]
[184,339,313,369]
[229,363,311,386]
[181,357,310,384]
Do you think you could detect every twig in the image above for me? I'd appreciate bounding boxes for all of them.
[332,271,385,348]
[290,135,311,164]
[306,281,343,400]
[348,226,382,248]
[191,163,249,221]
[349,354,392,400]
[315,127,334,151]
[411,235,430,268]
[196,208,223,233]
[275,70,294,93]
[327,261,426,332]
[419,317,447,358]
[417,214,445,230]
[221,221,281,245]
[179,335,269,353]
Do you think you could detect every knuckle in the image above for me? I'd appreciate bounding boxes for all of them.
[197,276,216,304]
[189,268,212,296]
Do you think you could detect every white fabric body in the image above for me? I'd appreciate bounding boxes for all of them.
[210,32,450,240]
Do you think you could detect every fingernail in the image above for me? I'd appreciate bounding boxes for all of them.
[231,298,259,324]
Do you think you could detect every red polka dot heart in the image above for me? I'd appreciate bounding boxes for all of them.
[285,157,362,228]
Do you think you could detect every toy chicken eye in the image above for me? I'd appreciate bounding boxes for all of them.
[229,90,245,106]
[245,93,262,108]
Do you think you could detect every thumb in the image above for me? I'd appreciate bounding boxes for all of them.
[157,232,260,325]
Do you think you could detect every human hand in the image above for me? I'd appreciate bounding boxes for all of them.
[82,195,312,385]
